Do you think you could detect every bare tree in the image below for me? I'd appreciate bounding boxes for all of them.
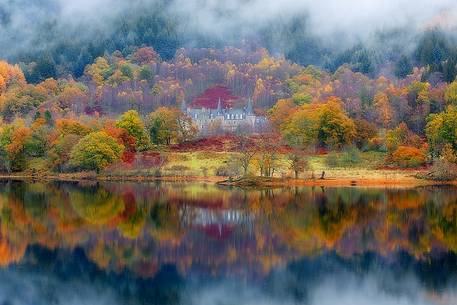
[234,131,257,176]
[256,133,281,177]
[288,148,308,179]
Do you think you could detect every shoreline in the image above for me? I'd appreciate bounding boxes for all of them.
[0,172,454,188]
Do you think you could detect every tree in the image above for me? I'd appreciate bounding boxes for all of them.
[44,110,54,126]
[277,97,356,150]
[69,131,124,173]
[255,134,281,177]
[138,65,153,81]
[146,107,188,145]
[29,55,57,83]
[56,119,91,136]
[354,119,377,150]
[267,99,297,128]
[444,80,457,105]
[315,97,356,149]
[374,92,393,128]
[426,106,457,156]
[0,123,32,172]
[288,148,308,179]
[116,110,150,151]
[24,123,49,158]
[394,55,412,79]
[49,134,82,172]
[234,133,256,176]
[391,146,426,168]
[386,122,422,154]
[132,47,158,65]
[176,113,197,143]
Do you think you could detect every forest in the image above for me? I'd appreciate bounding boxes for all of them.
[1,42,457,180]
[2,0,457,180]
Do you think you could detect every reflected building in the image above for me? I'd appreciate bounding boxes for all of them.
[180,206,255,239]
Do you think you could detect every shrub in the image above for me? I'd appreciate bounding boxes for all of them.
[427,160,457,181]
[26,158,49,173]
[391,146,426,168]
[325,148,361,168]
[167,165,190,176]
[367,137,386,152]
[215,158,241,177]
[341,147,361,166]
[325,152,339,168]
[425,144,457,180]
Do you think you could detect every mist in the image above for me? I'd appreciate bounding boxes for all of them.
[170,0,456,41]
[1,0,457,79]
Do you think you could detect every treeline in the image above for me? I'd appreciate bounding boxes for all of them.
[268,65,457,178]
[0,47,299,120]
[0,108,196,173]
[3,45,457,177]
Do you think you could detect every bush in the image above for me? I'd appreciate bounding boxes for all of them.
[26,158,49,173]
[391,146,426,168]
[325,148,361,168]
[325,152,339,168]
[367,137,386,152]
[167,165,190,176]
[425,144,457,180]
[427,160,457,181]
[341,147,361,166]
[215,159,241,177]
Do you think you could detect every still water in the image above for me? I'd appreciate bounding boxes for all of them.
[0,180,456,305]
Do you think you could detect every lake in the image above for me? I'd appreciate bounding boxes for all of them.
[0,180,456,305]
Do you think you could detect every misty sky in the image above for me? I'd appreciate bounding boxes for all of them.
[2,0,457,43]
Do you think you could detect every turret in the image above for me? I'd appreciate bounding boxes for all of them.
[180,100,187,113]
[246,98,253,115]
[217,97,222,114]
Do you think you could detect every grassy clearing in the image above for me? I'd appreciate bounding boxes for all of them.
[164,151,231,176]
[161,150,388,178]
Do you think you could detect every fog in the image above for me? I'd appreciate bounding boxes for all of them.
[170,0,456,40]
[1,0,457,59]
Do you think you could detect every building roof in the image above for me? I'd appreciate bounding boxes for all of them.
[190,85,239,109]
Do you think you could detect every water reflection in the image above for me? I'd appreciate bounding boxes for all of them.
[0,180,456,304]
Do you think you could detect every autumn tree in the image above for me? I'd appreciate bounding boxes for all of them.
[278,97,356,150]
[255,134,281,177]
[145,107,195,145]
[386,122,422,153]
[0,121,32,172]
[374,92,393,128]
[49,134,82,172]
[444,80,457,105]
[267,99,297,129]
[354,119,377,150]
[426,106,457,157]
[69,131,124,173]
[116,110,150,151]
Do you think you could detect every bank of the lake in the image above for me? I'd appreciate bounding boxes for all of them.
[0,167,452,188]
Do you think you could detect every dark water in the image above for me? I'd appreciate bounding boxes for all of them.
[0,180,456,305]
